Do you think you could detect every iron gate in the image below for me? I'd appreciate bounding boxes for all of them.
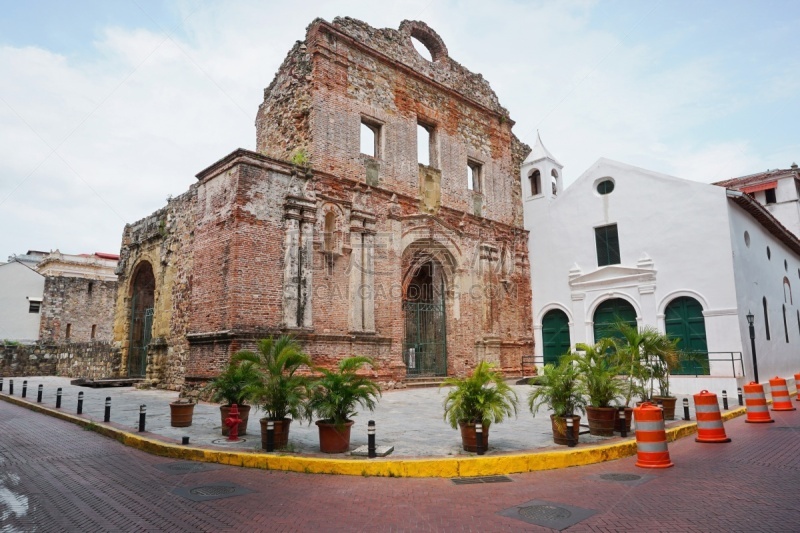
[403,300,447,376]
[128,306,153,377]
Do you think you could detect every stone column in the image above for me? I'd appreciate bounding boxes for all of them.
[282,210,301,328]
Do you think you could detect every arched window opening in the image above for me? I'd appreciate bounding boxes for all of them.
[592,298,637,343]
[763,297,771,341]
[129,262,155,377]
[665,296,709,375]
[783,304,789,343]
[784,277,792,304]
[529,169,541,196]
[542,309,570,366]
[411,36,433,61]
[551,169,558,197]
[324,211,336,253]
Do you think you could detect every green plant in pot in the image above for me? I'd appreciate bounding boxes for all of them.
[572,339,623,436]
[645,339,680,420]
[305,356,381,454]
[205,358,261,436]
[527,355,586,445]
[235,336,311,450]
[441,361,518,453]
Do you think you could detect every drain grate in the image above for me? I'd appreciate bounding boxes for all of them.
[172,482,253,502]
[519,505,572,520]
[190,486,236,497]
[499,499,597,530]
[600,473,642,482]
[452,475,512,485]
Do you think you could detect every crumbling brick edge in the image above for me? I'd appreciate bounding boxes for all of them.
[0,393,756,478]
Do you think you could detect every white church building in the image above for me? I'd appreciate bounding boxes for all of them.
[522,134,800,395]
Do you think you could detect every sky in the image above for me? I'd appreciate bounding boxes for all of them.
[1,0,799,261]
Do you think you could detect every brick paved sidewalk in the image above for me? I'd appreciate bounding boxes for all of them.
[2,398,799,531]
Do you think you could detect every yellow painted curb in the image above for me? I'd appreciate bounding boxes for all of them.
[0,393,749,478]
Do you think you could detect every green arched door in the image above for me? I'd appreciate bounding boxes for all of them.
[665,296,709,375]
[593,298,637,343]
[542,309,571,365]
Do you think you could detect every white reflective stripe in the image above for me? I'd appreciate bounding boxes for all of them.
[745,393,765,400]
[695,404,721,413]
[697,420,724,429]
[635,421,665,431]
[771,385,788,392]
[746,405,768,412]
[637,441,668,452]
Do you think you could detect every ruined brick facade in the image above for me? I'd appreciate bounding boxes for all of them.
[114,17,533,390]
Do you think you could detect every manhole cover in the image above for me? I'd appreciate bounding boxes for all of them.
[211,438,249,445]
[519,505,572,521]
[600,473,642,482]
[167,463,204,472]
[189,486,237,497]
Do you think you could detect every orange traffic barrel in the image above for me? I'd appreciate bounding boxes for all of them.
[743,382,774,423]
[794,373,800,402]
[693,390,731,443]
[769,376,796,411]
[633,402,674,468]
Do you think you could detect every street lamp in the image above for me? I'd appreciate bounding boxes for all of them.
[746,311,759,383]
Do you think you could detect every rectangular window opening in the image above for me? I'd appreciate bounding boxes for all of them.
[467,160,482,192]
[765,188,777,204]
[28,300,41,313]
[360,119,381,158]
[417,121,437,168]
[91,324,97,339]
[87,281,94,295]
[65,323,72,340]
[595,224,621,267]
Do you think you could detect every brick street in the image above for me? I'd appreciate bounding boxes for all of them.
[2,399,799,531]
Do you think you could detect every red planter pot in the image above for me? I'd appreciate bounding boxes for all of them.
[260,418,292,450]
[316,420,354,453]
[458,421,490,452]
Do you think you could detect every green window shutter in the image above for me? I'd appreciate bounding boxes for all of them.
[595,224,620,266]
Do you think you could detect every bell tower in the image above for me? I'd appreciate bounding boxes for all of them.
[520,131,563,201]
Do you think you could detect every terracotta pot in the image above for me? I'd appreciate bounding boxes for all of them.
[169,401,195,428]
[458,421,491,452]
[316,420,354,453]
[220,404,251,436]
[585,406,617,436]
[260,418,292,450]
[551,414,581,446]
[652,396,677,420]
[614,407,633,434]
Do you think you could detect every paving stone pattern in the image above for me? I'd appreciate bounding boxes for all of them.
[2,389,800,531]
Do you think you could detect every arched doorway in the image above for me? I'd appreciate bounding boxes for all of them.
[129,262,155,377]
[403,259,447,376]
[665,296,709,375]
[542,309,570,365]
[593,298,637,343]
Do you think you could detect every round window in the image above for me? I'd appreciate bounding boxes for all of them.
[597,179,615,195]
[744,231,750,248]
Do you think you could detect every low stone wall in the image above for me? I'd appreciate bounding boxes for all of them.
[0,342,121,380]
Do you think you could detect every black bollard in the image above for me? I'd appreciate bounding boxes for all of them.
[475,421,485,455]
[21,380,27,398]
[77,391,84,414]
[56,387,62,408]
[0,377,3,392]
[265,420,275,452]
[367,420,376,458]
[566,416,576,448]
[9,379,13,395]
[683,398,690,421]
[104,397,111,422]
[37,384,43,403]
[737,387,743,406]
[619,409,628,438]
[138,405,146,432]
[722,390,729,411]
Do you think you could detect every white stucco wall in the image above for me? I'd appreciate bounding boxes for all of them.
[757,176,800,238]
[0,261,44,342]
[523,158,745,382]
[728,200,800,382]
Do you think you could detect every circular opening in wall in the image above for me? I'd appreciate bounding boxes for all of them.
[596,179,615,195]
[411,36,433,61]
[744,231,750,247]
[767,246,771,260]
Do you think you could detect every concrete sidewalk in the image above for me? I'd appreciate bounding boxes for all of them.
[0,375,727,459]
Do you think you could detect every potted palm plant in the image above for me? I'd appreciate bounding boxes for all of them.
[527,355,586,445]
[441,361,518,452]
[235,336,311,450]
[205,358,261,436]
[572,339,623,436]
[648,344,680,420]
[305,356,381,453]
